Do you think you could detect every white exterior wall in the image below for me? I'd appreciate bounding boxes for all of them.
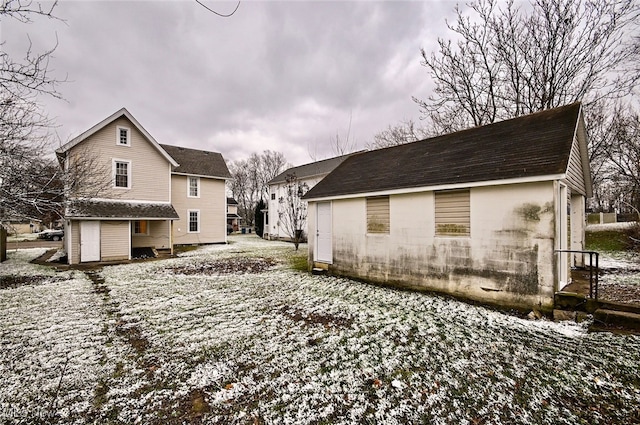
[100,221,130,262]
[172,175,227,244]
[310,181,559,311]
[267,176,323,239]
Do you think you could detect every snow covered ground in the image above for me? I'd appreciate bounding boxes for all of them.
[1,238,639,424]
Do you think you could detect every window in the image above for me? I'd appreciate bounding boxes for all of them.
[133,220,148,235]
[367,196,390,234]
[116,126,130,146]
[271,193,276,200]
[113,160,130,188]
[188,210,200,233]
[435,189,470,237]
[188,176,200,197]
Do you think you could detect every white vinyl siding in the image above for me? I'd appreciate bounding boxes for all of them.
[66,117,170,202]
[188,209,200,233]
[366,196,390,234]
[565,137,587,196]
[188,176,200,198]
[113,159,131,189]
[435,189,470,237]
[100,221,130,261]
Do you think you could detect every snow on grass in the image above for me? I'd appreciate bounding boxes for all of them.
[2,237,640,424]
[0,249,127,424]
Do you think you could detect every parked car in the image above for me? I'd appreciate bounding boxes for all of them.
[38,229,64,241]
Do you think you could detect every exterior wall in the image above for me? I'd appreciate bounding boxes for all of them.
[100,221,130,262]
[172,175,226,244]
[132,220,172,249]
[68,220,80,265]
[565,137,587,196]
[309,181,559,311]
[67,117,171,202]
[267,176,323,239]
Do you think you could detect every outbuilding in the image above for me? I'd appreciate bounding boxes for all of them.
[303,103,591,311]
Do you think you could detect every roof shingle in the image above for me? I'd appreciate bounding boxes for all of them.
[161,144,231,179]
[304,103,583,200]
[268,154,354,185]
[66,200,179,219]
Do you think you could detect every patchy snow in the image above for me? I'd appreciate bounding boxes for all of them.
[586,221,638,232]
[1,237,639,424]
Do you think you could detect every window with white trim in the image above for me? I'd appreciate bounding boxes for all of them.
[188,210,200,233]
[133,220,149,235]
[366,196,390,234]
[435,189,470,237]
[188,176,200,198]
[113,160,130,188]
[116,126,130,146]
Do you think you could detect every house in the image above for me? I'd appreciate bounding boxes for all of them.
[303,103,592,312]
[227,197,241,231]
[265,154,352,240]
[56,108,231,264]
[160,144,230,245]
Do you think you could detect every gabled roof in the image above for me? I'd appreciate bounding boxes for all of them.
[268,153,354,185]
[160,144,231,179]
[227,197,238,205]
[55,108,178,167]
[304,103,590,200]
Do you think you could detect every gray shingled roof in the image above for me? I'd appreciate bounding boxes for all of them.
[304,103,584,200]
[160,144,231,179]
[66,200,179,219]
[268,154,353,185]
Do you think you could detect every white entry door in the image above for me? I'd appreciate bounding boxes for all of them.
[316,202,332,263]
[80,221,101,262]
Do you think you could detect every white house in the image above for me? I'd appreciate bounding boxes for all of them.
[265,154,352,240]
[56,108,231,264]
[303,103,592,312]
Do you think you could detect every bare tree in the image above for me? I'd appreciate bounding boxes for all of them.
[278,173,308,250]
[227,151,288,227]
[1,0,65,222]
[414,0,639,134]
[368,119,429,150]
[604,104,640,211]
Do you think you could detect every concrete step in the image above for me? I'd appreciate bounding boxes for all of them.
[593,309,640,331]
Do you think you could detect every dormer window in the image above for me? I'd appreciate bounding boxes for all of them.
[117,126,130,146]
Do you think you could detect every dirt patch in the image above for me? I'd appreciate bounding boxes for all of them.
[279,306,353,329]
[0,274,67,290]
[115,321,151,354]
[168,257,276,275]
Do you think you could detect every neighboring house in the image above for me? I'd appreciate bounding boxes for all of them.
[227,197,241,231]
[1,219,43,234]
[303,103,592,312]
[56,108,230,264]
[265,154,352,240]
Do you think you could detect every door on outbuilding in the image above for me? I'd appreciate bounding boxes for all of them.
[315,202,332,263]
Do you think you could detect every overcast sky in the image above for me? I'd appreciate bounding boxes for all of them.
[4,0,458,166]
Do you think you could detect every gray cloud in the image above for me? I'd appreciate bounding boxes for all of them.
[4,0,456,165]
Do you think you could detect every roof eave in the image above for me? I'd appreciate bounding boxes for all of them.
[304,174,566,202]
[56,108,179,167]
